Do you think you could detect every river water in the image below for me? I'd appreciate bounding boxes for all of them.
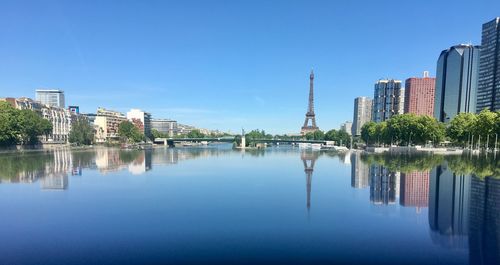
[0,146,498,265]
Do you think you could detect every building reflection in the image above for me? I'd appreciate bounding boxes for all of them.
[369,165,400,205]
[468,176,500,264]
[351,152,369,189]
[428,162,470,248]
[400,171,430,209]
[301,150,319,212]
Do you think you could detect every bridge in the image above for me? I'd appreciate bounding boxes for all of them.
[153,137,330,146]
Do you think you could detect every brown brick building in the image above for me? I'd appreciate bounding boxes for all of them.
[404,72,436,116]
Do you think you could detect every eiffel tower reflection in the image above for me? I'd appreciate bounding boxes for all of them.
[301,150,319,213]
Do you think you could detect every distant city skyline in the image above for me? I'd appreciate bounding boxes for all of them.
[1,1,499,134]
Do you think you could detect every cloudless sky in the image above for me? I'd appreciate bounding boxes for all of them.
[1,0,499,134]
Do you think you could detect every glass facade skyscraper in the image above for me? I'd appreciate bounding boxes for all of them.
[372,79,403,122]
[476,17,500,112]
[35,89,65,108]
[434,45,480,122]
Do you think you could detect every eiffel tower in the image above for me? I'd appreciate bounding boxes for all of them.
[301,70,319,135]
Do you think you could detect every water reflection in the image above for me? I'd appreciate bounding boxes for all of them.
[0,147,236,190]
[429,162,470,248]
[301,150,319,212]
[355,153,499,264]
[0,147,498,264]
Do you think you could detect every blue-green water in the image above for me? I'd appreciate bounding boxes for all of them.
[0,146,498,265]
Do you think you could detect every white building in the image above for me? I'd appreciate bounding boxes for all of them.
[94,108,127,142]
[127,109,152,137]
[3,97,73,143]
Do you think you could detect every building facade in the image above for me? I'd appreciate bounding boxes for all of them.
[127,109,152,137]
[151,119,178,137]
[36,89,65,108]
[2,97,73,142]
[94,108,127,142]
[340,121,352,136]
[404,72,436,116]
[372,79,404,122]
[477,17,500,112]
[434,44,480,122]
[352,97,372,136]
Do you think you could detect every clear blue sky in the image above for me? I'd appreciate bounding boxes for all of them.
[1,0,499,134]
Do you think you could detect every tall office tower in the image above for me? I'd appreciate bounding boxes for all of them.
[36,89,65,108]
[352,97,372,136]
[434,44,480,122]
[477,17,500,112]
[404,71,436,116]
[372,79,403,122]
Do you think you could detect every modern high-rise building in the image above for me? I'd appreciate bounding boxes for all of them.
[352,97,372,136]
[127,109,152,137]
[36,89,65,108]
[434,44,481,122]
[477,17,500,112]
[372,79,404,122]
[404,72,436,116]
[340,121,352,136]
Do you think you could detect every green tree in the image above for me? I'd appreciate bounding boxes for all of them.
[447,112,477,147]
[324,129,338,141]
[118,121,144,143]
[187,129,205,138]
[473,109,497,148]
[361,121,377,145]
[0,102,52,146]
[0,102,20,146]
[375,121,389,146]
[69,116,95,145]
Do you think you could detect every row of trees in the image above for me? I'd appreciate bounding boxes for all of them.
[446,110,500,148]
[360,110,500,147]
[304,129,351,146]
[361,114,445,146]
[0,102,52,146]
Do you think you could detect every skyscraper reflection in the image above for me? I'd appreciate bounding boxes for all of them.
[351,152,369,189]
[468,176,500,264]
[428,162,470,248]
[400,171,430,209]
[369,165,399,205]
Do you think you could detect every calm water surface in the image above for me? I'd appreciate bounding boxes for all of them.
[0,146,498,265]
